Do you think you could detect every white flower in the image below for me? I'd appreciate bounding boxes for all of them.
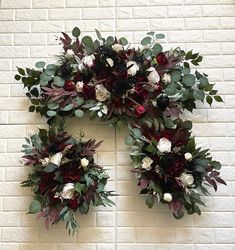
[76,81,84,92]
[41,157,50,166]
[61,183,75,199]
[82,54,95,67]
[142,157,153,171]
[50,152,63,166]
[184,152,193,161]
[81,158,89,167]
[78,63,85,71]
[179,173,194,187]
[112,43,123,53]
[157,137,172,153]
[147,67,160,84]
[127,61,139,76]
[65,49,74,59]
[163,193,172,202]
[95,84,110,102]
[161,73,171,84]
[106,58,114,67]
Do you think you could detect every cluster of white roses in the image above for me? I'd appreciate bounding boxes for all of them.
[140,137,194,203]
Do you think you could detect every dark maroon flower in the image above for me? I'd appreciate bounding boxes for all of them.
[68,199,79,209]
[156,52,168,65]
[135,105,146,117]
[82,84,96,99]
[64,80,76,91]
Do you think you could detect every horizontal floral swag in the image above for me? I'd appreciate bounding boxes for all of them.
[15,27,226,235]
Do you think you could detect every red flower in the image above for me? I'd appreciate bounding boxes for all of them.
[161,130,174,141]
[68,199,79,210]
[82,84,96,99]
[156,52,168,65]
[64,80,76,91]
[135,105,146,117]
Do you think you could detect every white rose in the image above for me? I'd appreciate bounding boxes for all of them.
[61,183,75,199]
[112,43,123,53]
[95,84,110,102]
[161,73,171,84]
[106,58,114,67]
[157,137,172,153]
[179,173,194,187]
[65,49,74,59]
[163,193,172,202]
[147,67,160,84]
[127,61,139,76]
[184,152,193,161]
[142,156,153,171]
[49,152,63,166]
[76,81,84,92]
[82,54,95,67]
[81,158,89,167]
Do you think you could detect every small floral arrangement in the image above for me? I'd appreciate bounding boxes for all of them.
[21,120,115,234]
[15,27,226,228]
[126,119,226,218]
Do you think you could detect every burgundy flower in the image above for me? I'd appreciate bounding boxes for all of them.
[135,105,146,117]
[64,80,76,91]
[82,84,96,99]
[156,52,168,65]
[68,199,79,209]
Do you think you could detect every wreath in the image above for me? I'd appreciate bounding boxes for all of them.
[15,27,226,234]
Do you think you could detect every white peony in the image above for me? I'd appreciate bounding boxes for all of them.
[106,58,114,67]
[163,193,173,202]
[61,183,75,199]
[147,67,160,84]
[76,81,84,92]
[82,54,95,67]
[184,152,193,161]
[157,137,172,153]
[126,61,139,76]
[81,158,89,167]
[112,43,123,53]
[65,49,75,59]
[95,84,110,102]
[49,152,63,166]
[142,156,153,171]
[179,173,194,187]
[161,73,171,84]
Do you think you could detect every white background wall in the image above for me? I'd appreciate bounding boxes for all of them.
[0,0,235,249]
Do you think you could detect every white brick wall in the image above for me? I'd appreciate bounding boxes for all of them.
[0,0,234,249]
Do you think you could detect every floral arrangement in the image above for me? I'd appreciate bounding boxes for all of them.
[21,120,114,234]
[16,27,226,232]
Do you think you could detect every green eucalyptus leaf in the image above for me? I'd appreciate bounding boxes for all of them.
[106,36,115,45]
[95,29,102,40]
[141,36,151,46]
[182,74,196,87]
[82,36,93,47]
[214,95,223,102]
[47,102,59,110]
[155,33,165,39]
[171,70,181,82]
[15,74,21,81]
[61,103,73,111]
[75,97,85,106]
[206,95,213,105]
[54,76,65,87]
[152,43,162,56]
[118,37,128,46]
[145,195,154,208]
[29,200,41,214]
[74,109,84,118]
[193,89,205,101]
[72,27,81,37]
[35,61,45,68]
[125,135,134,145]
[47,110,57,117]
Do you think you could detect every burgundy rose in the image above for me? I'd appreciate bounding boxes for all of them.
[64,80,76,91]
[68,199,79,209]
[82,84,96,99]
[135,105,146,117]
[156,52,168,65]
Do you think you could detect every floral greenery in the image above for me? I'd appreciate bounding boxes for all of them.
[126,118,225,218]
[21,119,115,235]
[16,27,226,226]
